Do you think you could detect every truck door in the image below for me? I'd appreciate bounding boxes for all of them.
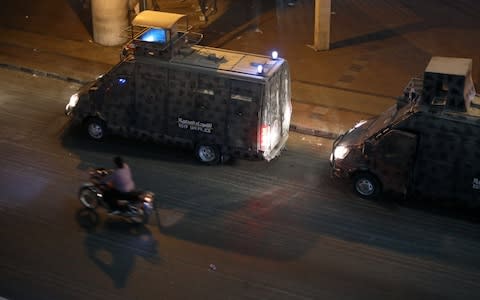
[227,79,261,149]
[100,74,135,131]
[133,64,168,135]
[193,74,228,145]
[370,130,417,194]
[167,69,196,141]
[413,132,461,199]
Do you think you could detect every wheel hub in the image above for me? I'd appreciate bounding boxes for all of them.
[198,146,215,162]
[88,123,103,139]
[356,179,374,196]
[80,189,98,208]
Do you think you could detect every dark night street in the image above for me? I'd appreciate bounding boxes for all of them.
[1,1,480,299]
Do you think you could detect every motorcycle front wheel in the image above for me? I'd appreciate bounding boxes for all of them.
[79,186,99,209]
[130,208,151,224]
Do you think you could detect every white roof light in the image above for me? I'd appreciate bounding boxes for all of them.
[271,51,278,60]
[257,64,264,74]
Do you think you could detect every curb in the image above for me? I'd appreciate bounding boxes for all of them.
[0,63,87,85]
[289,124,339,139]
[0,62,340,140]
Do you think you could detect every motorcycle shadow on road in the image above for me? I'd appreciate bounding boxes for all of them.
[76,207,100,232]
[82,217,161,288]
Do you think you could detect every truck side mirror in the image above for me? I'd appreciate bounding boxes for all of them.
[396,96,407,109]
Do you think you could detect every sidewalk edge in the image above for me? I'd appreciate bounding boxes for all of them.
[0,63,86,84]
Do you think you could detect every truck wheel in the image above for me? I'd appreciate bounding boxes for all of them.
[353,172,381,200]
[85,117,106,140]
[195,144,220,164]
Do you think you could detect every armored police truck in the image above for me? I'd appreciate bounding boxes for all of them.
[65,11,291,164]
[330,56,480,206]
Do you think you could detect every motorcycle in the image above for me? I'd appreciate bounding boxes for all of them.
[78,168,155,224]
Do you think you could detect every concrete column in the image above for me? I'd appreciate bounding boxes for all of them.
[91,0,129,46]
[313,0,331,51]
[139,0,155,11]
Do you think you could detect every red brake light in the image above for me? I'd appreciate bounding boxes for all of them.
[260,124,270,150]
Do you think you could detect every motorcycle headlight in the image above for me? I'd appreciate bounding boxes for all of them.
[143,192,154,203]
[334,145,350,160]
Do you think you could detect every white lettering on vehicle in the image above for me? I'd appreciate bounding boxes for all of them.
[178,117,213,133]
[473,178,480,190]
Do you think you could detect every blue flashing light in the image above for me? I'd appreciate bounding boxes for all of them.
[139,28,167,43]
[271,51,278,60]
[118,78,127,85]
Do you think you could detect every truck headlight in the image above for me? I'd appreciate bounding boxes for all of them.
[68,93,79,108]
[333,145,350,160]
[65,93,79,115]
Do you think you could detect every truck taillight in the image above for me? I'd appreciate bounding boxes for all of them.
[260,124,271,151]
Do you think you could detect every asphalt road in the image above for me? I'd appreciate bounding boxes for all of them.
[2,0,480,299]
[1,68,480,299]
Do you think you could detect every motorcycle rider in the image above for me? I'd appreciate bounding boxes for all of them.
[102,156,136,214]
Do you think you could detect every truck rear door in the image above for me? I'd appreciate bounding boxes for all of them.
[260,66,291,157]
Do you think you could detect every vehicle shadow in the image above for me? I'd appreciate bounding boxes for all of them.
[157,184,318,261]
[200,0,278,47]
[389,193,480,224]
[330,22,429,49]
[60,120,200,167]
[66,0,93,37]
[83,219,160,288]
[355,189,480,224]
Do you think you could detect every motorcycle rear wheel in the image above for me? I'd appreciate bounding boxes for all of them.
[79,187,99,209]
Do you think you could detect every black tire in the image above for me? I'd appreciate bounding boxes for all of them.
[142,208,151,224]
[85,117,106,141]
[353,172,382,200]
[130,208,150,224]
[195,144,220,165]
[79,186,99,209]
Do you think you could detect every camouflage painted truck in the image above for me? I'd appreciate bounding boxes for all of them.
[65,11,291,164]
[330,56,480,206]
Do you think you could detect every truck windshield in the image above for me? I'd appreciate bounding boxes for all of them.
[365,102,411,138]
